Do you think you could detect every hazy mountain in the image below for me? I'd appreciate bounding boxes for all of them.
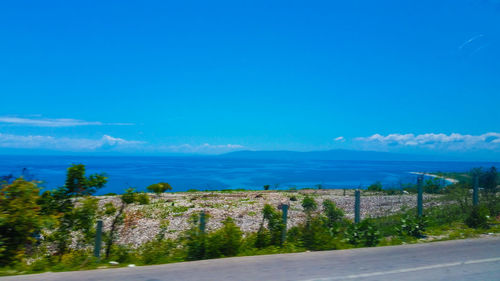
[220,149,443,161]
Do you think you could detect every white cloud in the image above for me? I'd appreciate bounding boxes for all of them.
[334,136,345,142]
[0,116,133,127]
[0,132,244,154]
[0,133,143,151]
[355,132,500,151]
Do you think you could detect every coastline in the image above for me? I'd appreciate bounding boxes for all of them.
[409,172,459,184]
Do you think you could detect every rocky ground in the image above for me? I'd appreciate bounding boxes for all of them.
[94,190,441,248]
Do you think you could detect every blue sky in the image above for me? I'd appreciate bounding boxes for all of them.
[1,0,499,159]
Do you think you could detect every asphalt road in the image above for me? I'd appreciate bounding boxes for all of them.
[3,237,499,281]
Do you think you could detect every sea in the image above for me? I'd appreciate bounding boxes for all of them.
[0,155,498,195]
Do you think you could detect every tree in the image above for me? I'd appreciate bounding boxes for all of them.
[263,185,270,191]
[64,164,107,196]
[48,164,107,257]
[0,178,43,265]
[146,182,172,194]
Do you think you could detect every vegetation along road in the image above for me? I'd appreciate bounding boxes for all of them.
[2,236,499,281]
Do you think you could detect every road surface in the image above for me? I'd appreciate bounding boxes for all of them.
[2,236,499,281]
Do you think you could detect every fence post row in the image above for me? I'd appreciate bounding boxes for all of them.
[94,220,103,258]
[354,189,361,224]
[417,175,423,217]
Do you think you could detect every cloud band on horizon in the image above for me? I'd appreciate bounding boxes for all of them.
[354,132,500,151]
[0,116,134,127]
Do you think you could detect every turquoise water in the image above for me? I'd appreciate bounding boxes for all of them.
[0,155,497,194]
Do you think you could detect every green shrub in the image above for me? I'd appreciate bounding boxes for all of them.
[302,196,317,214]
[184,214,206,260]
[322,199,344,229]
[146,182,172,194]
[300,216,339,250]
[254,225,270,249]
[396,214,426,238]
[0,179,43,265]
[206,217,242,258]
[108,245,135,264]
[465,205,489,229]
[367,182,383,192]
[262,205,285,246]
[345,219,380,247]
[139,239,176,265]
[135,193,150,205]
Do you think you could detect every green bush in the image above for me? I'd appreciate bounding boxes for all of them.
[146,182,172,194]
[108,245,135,264]
[396,214,426,238]
[465,205,489,229]
[300,216,340,250]
[206,217,242,258]
[345,219,380,247]
[302,196,317,214]
[139,239,176,265]
[322,199,344,229]
[261,205,285,246]
[367,182,383,192]
[0,179,43,265]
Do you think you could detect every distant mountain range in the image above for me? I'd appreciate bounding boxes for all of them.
[220,149,447,161]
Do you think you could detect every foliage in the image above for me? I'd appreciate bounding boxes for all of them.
[121,188,149,205]
[423,178,442,194]
[300,216,339,250]
[367,181,383,192]
[72,197,99,244]
[0,179,42,265]
[146,182,172,194]
[64,164,107,197]
[301,196,317,214]
[263,185,270,191]
[465,205,489,229]
[206,218,242,258]
[138,239,178,265]
[396,214,426,238]
[261,204,285,246]
[345,219,380,247]
[185,213,206,260]
[2,164,499,276]
[322,199,344,229]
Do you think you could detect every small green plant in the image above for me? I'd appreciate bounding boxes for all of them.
[345,219,380,247]
[396,214,426,238]
[146,182,172,194]
[465,205,489,229]
[367,181,383,192]
[322,199,344,229]
[302,196,318,214]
